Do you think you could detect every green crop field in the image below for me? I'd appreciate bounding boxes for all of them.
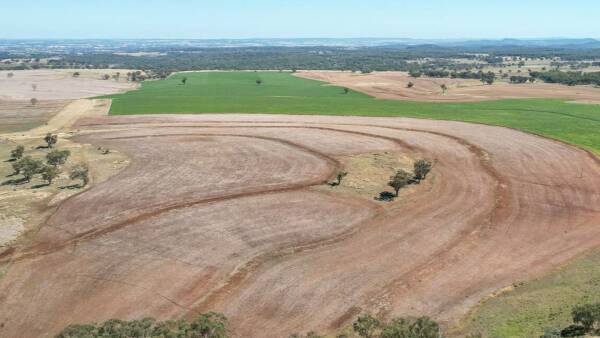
[106,71,600,156]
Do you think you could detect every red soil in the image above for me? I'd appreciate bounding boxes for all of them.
[0,114,598,337]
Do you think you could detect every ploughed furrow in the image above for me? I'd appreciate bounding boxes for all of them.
[0,114,598,338]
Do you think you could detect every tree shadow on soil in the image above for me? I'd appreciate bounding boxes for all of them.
[375,191,396,202]
[1,177,28,186]
[59,183,82,190]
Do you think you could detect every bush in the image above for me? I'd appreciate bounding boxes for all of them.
[44,133,58,148]
[69,163,89,187]
[571,303,600,332]
[413,159,432,181]
[352,314,442,338]
[10,145,24,161]
[353,314,380,338]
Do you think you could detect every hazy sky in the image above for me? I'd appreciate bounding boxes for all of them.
[2,0,600,39]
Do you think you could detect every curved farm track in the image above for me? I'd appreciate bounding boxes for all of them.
[0,114,599,337]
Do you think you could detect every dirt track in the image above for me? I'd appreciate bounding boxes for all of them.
[0,114,599,337]
[296,71,600,103]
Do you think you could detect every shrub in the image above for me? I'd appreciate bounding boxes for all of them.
[353,314,380,338]
[413,159,432,181]
[571,303,600,332]
[69,163,89,187]
[10,145,25,161]
[44,133,58,148]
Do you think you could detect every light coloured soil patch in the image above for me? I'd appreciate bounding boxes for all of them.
[0,69,138,101]
[296,71,600,102]
[315,152,415,201]
[0,136,129,248]
[0,114,597,338]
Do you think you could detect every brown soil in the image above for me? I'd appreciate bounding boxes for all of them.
[0,113,598,338]
[296,71,600,103]
[0,99,71,134]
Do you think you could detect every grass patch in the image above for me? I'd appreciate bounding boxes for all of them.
[460,250,600,337]
[106,71,600,156]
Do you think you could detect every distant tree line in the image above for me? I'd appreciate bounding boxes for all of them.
[2,45,599,75]
[530,70,600,86]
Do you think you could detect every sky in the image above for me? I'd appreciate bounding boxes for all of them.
[2,0,600,40]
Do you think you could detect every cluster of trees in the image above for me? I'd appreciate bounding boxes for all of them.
[529,70,600,86]
[56,312,228,338]
[289,314,442,338]
[509,76,532,84]
[332,160,432,201]
[52,302,600,338]
[7,134,88,187]
[387,159,432,197]
[56,312,442,338]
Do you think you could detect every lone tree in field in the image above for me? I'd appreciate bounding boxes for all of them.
[388,169,411,197]
[46,149,71,167]
[69,163,89,187]
[44,133,58,148]
[440,84,448,94]
[256,79,263,85]
[72,72,80,77]
[41,165,61,185]
[353,314,380,338]
[413,159,433,181]
[181,77,187,85]
[10,145,25,161]
[30,98,38,106]
[18,156,44,182]
[407,81,415,88]
[343,87,350,94]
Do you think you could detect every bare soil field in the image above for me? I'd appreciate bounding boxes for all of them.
[0,70,138,133]
[0,99,70,133]
[0,70,137,101]
[0,113,598,338]
[296,71,600,103]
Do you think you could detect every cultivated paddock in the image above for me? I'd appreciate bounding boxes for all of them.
[0,114,598,337]
[0,70,138,132]
[296,71,600,103]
